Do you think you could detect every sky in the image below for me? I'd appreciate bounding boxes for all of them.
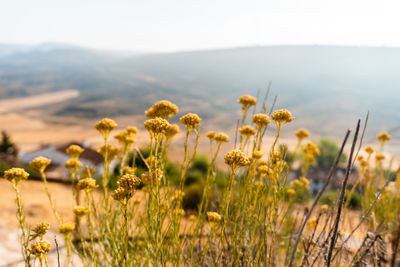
[1,0,399,52]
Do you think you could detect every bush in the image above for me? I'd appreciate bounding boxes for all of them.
[182,183,204,211]
[319,190,361,209]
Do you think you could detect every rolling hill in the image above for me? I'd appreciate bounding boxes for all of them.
[1,44,400,140]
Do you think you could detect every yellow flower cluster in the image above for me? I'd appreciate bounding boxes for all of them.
[375,153,385,162]
[30,241,50,258]
[165,124,180,140]
[224,149,251,169]
[31,222,50,239]
[295,128,310,142]
[66,145,84,159]
[377,131,391,144]
[145,100,178,119]
[64,158,82,170]
[73,205,89,218]
[126,126,138,135]
[144,117,170,135]
[95,118,117,139]
[122,166,136,175]
[3,168,29,183]
[173,209,185,217]
[238,94,257,110]
[271,109,294,125]
[99,145,120,161]
[303,141,320,162]
[252,151,263,160]
[113,174,141,203]
[59,223,75,235]
[239,125,256,138]
[365,145,374,154]
[214,132,230,144]
[252,113,271,129]
[207,211,222,224]
[180,113,201,130]
[117,174,141,191]
[206,131,215,141]
[114,130,135,146]
[291,177,310,190]
[29,156,51,172]
[77,178,99,191]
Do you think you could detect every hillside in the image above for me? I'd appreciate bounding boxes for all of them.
[1,44,400,140]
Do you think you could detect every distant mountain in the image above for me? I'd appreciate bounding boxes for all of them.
[1,44,400,138]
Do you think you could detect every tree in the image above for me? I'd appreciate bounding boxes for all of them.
[316,138,346,167]
[0,131,18,157]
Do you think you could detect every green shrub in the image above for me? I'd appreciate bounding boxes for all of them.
[183,183,204,211]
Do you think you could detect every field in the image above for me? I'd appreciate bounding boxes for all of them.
[1,92,399,267]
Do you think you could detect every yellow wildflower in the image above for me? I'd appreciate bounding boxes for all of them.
[214,132,230,144]
[29,156,51,173]
[66,145,84,159]
[145,100,178,119]
[295,128,310,142]
[3,168,29,183]
[180,113,201,130]
[224,149,251,170]
[95,118,117,139]
[252,113,270,129]
[238,94,257,110]
[59,223,75,235]
[239,125,256,139]
[271,109,295,125]
[165,124,180,140]
[77,178,99,191]
[64,159,82,170]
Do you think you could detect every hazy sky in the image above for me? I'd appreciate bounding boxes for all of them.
[1,0,399,52]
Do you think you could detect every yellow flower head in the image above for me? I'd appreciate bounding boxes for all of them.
[77,178,99,191]
[365,145,374,155]
[112,187,132,202]
[224,149,251,170]
[207,211,222,224]
[99,145,120,161]
[214,132,230,144]
[59,223,75,235]
[321,204,329,212]
[165,124,180,140]
[239,125,256,139]
[180,113,201,130]
[259,160,268,166]
[173,209,185,217]
[357,155,364,162]
[31,222,50,239]
[300,177,310,190]
[117,174,141,191]
[295,128,310,142]
[287,188,296,197]
[271,109,294,125]
[238,94,257,110]
[252,151,263,160]
[259,165,273,177]
[30,241,50,258]
[206,131,216,141]
[145,100,179,119]
[144,117,170,135]
[126,126,138,135]
[66,145,84,159]
[122,166,136,175]
[252,113,271,129]
[307,218,317,229]
[95,118,117,139]
[73,205,89,218]
[305,141,320,156]
[3,168,29,183]
[114,130,127,144]
[360,160,369,169]
[29,156,51,173]
[64,158,82,170]
[375,153,385,162]
[377,131,391,144]
[81,166,96,177]
[173,190,185,201]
